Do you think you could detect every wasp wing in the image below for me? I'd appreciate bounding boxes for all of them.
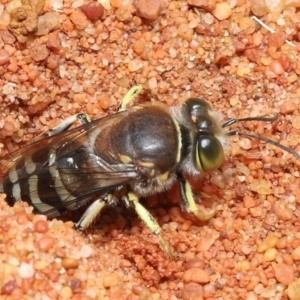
[19,164,138,218]
[0,112,125,176]
[0,111,139,218]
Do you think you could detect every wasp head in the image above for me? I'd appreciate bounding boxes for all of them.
[184,98,225,173]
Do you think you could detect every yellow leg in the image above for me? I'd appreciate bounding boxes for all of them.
[76,194,113,230]
[179,176,216,221]
[118,85,143,112]
[126,192,174,256]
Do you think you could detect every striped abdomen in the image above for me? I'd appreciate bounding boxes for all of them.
[0,146,99,218]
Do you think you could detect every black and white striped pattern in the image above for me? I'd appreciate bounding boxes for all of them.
[0,148,76,218]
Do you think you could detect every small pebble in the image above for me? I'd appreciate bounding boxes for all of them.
[0,49,10,65]
[276,236,288,249]
[70,279,82,290]
[250,180,272,195]
[187,0,216,11]
[135,0,161,20]
[273,263,295,285]
[239,138,252,150]
[270,60,285,75]
[128,60,143,72]
[272,202,293,221]
[264,248,277,261]
[183,268,210,284]
[133,38,146,54]
[35,12,61,36]
[182,282,203,300]
[103,272,120,287]
[210,171,225,189]
[16,212,29,224]
[80,245,93,258]
[111,0,122,8]
[34,260,48,270]
[1,280,16,295]
[34,220,49,233]
[250,0,267,16]
[212,2,232,20]
[184,259,205,270]
[46,31,61,52]
[38,235,56,251]
[70,10,88,31]
[196,234,218,252]
[291,246,300,260]
[280,101,298,114]
[245,291,258,300]
[257,235,279,253]
[243,196,256,208]
[59,286,73,299]
[61,258,79,269]
[238,17,256,34]
[18,262,35,279]
[287,278,300,300]
[30,44,50,62]
[80,2,104,21]
[177,23,194,41]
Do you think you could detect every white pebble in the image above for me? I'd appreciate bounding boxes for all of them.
[239,138,252,150]
[18,262,35,278]
[148,77,158,89]
[212,2,232,21]
[128,60,143,72]
[50,0,63,11]
[203,13,214,25]
[71,82,84,93]
[211,172,225,189]
[36,12,61,36]
[71,0,84,8]
[80,245,93,258]
[8,256,20,266]
[169,48,177,58]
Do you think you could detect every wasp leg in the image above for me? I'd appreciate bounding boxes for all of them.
[75,194,113,230]
[178,173,216,221]
[34,113,91,141]
[118,85,143,112]
[126,192,173,256]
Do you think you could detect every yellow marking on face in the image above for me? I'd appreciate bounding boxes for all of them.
[159,171,169,181]
[119,154,133,164]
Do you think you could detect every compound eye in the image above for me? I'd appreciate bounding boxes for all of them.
[185,98,212,119]
[196,136,224,172]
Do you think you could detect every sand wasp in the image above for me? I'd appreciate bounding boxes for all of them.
[1,86,299,254]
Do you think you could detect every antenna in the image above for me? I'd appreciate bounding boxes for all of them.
[222,115,300,160]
